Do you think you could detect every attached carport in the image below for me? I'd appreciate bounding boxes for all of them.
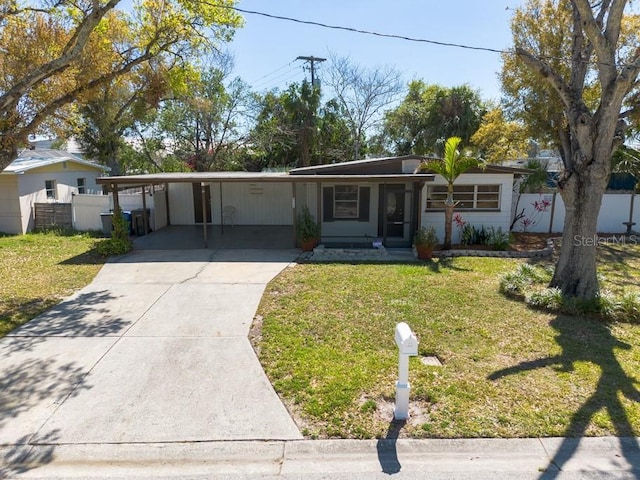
[96,171,435,249]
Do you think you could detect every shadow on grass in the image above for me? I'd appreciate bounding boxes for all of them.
[488,315,640,478]
[376,419,406,475]
[58,246,106,266]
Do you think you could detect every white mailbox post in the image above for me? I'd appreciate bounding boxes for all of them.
[394,322,418,420]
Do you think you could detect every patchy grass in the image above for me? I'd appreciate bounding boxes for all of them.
[256,244,640,439]
[0,232,105,336]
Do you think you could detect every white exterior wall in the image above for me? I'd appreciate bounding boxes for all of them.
[421,173,514,244]
[16,167,103,233]
[514,192,640,234]
[294,182,319,220]
[169,182,294,225]
[0,175,22,234]
[218,182,293,225]
[168,183,195,225]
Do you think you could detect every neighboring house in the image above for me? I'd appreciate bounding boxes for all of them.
[96,155,530,248]
[0,149,107,234]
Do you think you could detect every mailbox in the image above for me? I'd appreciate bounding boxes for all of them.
[394,322,418,420]
[395,322,418,355]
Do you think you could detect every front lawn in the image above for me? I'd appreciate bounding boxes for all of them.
[0,232,105,336]
[255,244,640,439]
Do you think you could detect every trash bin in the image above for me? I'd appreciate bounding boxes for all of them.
[122,210,133,235]
[100,212,113,237]
[131,208,151,236]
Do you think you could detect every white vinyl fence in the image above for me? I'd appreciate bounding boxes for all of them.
[512,192,640,234]
[72,193,158,232]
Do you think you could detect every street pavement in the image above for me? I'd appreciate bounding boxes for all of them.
[1,249,640,478]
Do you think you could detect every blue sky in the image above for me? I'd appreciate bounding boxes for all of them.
[227,1,526,101]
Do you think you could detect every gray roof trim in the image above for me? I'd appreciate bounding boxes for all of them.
[96,172,435,187]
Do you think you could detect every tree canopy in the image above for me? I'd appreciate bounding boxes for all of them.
[0,0,242,171]
[503,0,640,299]
[382,81,487,156]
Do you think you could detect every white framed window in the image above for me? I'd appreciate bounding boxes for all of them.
[77,178,86,194]
[334,185,359,219]
[45,180,57,200]
[426,184,500,210]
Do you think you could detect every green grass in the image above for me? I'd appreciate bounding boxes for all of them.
[0,231,105,336]
[256,245,640,439]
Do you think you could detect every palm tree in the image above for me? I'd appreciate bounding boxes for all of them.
[420,136,482,249]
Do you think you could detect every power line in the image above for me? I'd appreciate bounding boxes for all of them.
[208,2,635,69]
[218,4,509,55]
[249,61,293,85]
[253,65,302,89]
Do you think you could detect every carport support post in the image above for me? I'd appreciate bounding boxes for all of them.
[202,182,208,248]
[142,186,149,234]
[111,183,120,213]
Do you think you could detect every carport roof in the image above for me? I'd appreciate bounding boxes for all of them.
[96,171,435,187]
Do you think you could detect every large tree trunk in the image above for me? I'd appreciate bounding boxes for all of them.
[550,147,610,298]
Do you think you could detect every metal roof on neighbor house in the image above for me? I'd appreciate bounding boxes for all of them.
[1,149,108,174]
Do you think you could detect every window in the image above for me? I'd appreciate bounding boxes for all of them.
[45,180,56,200]
[334,185,359,218]
[425,184,500,210]
[323,185,370,222]
[77,178,86,194]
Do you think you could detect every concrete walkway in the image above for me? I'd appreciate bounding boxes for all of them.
[1,249,302,476]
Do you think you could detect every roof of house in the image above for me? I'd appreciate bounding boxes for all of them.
[94,155,531,187]
[290,155,533,176]
[1,149,107,175]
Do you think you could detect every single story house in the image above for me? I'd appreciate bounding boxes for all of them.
[96,155,530,248]
[0,149,107,234]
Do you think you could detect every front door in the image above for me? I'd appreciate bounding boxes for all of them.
[192,183,212,224]
[378,184,407,239]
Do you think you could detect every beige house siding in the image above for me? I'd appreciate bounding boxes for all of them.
[0,175,23,234]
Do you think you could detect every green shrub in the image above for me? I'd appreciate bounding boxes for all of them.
[95,207,132,256]
[499,263,550,296]
[499,265,640,323]
[486,227,511,251]
[460,224,489,245]
[525,287,563,310]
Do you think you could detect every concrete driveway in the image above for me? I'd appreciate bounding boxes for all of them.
[0,249,302,452]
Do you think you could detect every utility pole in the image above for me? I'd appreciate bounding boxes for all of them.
[296,55,326,86]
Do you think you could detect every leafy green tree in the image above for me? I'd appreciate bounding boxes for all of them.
[419,137,481,249]
[249,82,353,169]
[158,65,252,172]
[0,0,242,171]
[503,0,640,299]
[73,62,173,175]
[470,108,529,163]
[382,81,487,156]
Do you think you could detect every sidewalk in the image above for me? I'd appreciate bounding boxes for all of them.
[3,437,640,479]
